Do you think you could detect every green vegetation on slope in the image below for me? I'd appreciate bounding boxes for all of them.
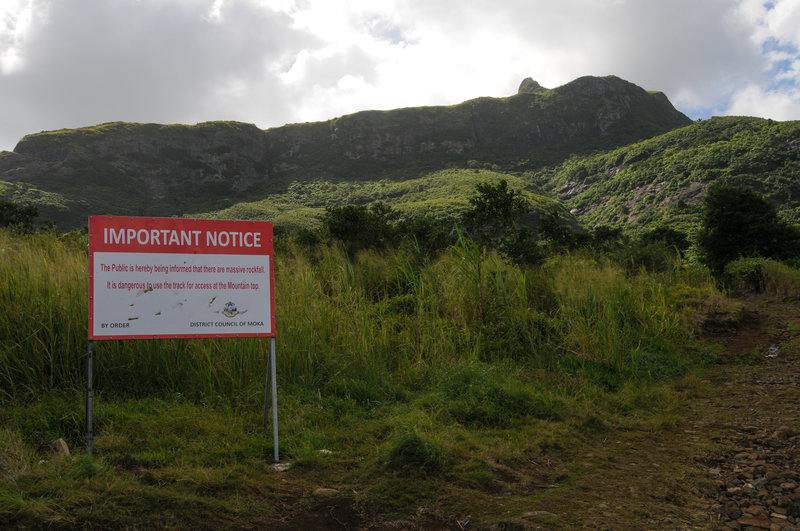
[532,116,800,232]
[200,169,574,231]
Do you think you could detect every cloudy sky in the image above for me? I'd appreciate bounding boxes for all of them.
[1,0,800,152]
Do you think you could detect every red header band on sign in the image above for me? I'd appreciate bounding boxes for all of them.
[88,216,273,256]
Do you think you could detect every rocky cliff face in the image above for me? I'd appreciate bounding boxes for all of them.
[0,75,691,228]
[264,75,691,177]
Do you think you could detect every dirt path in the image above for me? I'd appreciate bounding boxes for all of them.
[693,298,800,530]
[528,296,800,530]
[255,296,800,530]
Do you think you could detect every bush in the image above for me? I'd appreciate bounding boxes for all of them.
[0,200,38,231]
[724,257,800,297]
[321,202,399,254]
[462,179,528,246]
[499,228,545,266]
[723,257,769,293]
[640,226,690,254]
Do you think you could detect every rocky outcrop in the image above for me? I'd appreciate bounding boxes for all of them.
[518,78,546,94]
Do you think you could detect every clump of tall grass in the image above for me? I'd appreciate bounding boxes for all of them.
[0,428,32,482]
[0,230,88,398]
[723,257,800,298]
[385,429,447,476]
[545,253,692,384]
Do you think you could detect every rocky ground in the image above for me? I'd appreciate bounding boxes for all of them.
[696,297,800,530]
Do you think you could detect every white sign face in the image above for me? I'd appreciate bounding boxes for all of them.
[92,252,271,337]
[89,217,275,339]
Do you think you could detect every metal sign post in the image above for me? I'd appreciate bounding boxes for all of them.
[262,338,279,461]
[270,337,279,462]
[86,340,94,457]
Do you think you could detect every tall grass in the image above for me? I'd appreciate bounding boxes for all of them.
[723,256,800,298]
[1,227,716,406]
[0,230,87,398]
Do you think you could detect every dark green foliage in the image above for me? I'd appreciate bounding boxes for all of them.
[292,227,322,249]
[538,210,590,252]
[612,226,689,272]
[0,200,37,230]
[320,203,454,257]
[640,225,690,253]
[618,241,681,273]
[461,180,545,266]
[398,215,454,256]
[590,225,627,253]
[499,228,545,266]
[386,430,446,476]
[698,185,800,272]
[722,257,769,293]
[321,202,399,253]
[462,179,529,244]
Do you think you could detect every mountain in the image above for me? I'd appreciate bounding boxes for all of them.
[0,75,690,230]
[533,116,800,232]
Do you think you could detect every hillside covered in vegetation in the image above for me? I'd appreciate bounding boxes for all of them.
[533,116,800,233]
[0,75,690,230]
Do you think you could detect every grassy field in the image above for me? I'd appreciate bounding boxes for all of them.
[0,226,750,528]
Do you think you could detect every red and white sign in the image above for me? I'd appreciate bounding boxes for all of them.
[88,216,274,339]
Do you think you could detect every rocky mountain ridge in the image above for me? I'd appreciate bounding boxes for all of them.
[0,75,691,229]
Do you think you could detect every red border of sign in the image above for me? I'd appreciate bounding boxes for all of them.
[88,216,275,340]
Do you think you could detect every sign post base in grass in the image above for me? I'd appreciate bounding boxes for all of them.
[264,337,279,462]
[86,340,94,458]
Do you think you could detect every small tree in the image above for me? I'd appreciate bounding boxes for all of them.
[698,185,800,272]
[462,180,528,246]
[461,180,544,266]
[640,225,690,254]
[538,209,590,252]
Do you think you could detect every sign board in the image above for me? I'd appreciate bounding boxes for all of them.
[88,216,274,339]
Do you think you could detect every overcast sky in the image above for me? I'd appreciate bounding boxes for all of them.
[1,0,800,152]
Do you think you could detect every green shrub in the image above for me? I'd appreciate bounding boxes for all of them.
[723,257,769,293]
[724,257,800,297]
[386,430,446,476]
[0,200,38,231]
[462,179,528,245]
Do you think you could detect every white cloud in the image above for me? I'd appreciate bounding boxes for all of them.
[727,84,800,119]
[763,0,800,44]
[0,0,35,74]
[2,0,800,152]
[0,0,316,148]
